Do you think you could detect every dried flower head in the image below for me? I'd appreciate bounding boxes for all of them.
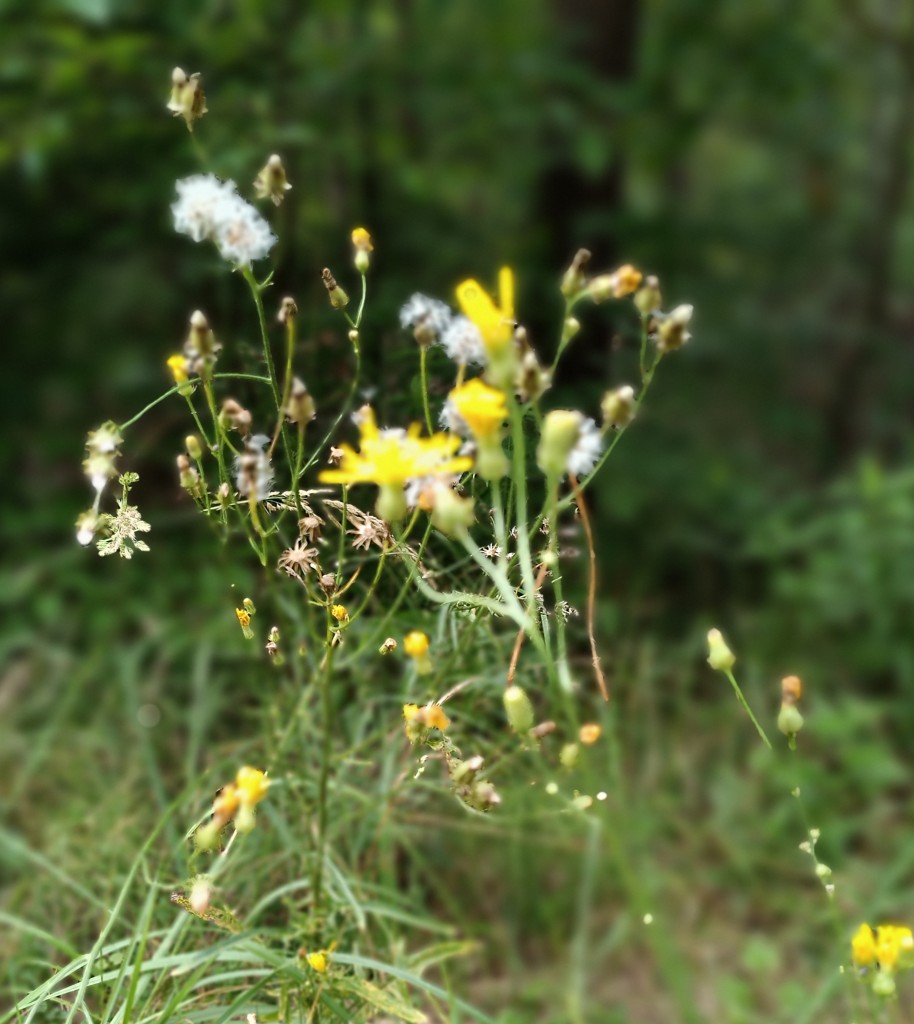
[234,435,273,501]
[254,154,292,206]
[166,67,207,131]
[96,474,150,559]
[278,539,320,579]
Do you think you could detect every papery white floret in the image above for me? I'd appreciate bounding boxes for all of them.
[440,315,486,367]
[566,417,602,477]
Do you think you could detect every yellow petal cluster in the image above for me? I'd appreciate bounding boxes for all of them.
[319,408,472,487]
[447,378,508,442]
[853,922,914,972]
[456,267,515,357]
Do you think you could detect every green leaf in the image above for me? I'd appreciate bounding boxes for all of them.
[335,978,427,1023]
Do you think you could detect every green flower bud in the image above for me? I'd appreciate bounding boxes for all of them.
[185,434,203,461]
[560,743,580,769]
[503,685,534,735]
[706,628,735,672]
[778,703,805,740]
[536,410,583,479]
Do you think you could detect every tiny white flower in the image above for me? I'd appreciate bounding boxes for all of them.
[440,315,486,366]
[566,417,602,478]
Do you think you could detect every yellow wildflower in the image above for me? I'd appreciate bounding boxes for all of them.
[331,604,349,623]
[235,766,270,807]
[351,227,373,252]
[303,941,337,974]
[167,354,189,384]
[447,378,508,442]
[211,783,240,827]
[456,266,515,358]
[579,723,602,745]
[319,409,471,488]
[875,925,914,970]
[235,608,254,640]
[404,631,430,658]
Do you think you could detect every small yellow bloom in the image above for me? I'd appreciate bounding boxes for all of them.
[235,608,254,640]
[404,631,430,658]
[579,723,602,745]
[424,704,450,731]
[851,923,876,967]
[306,950,328,973]
[235,766,270,807]
[402,701,450,738]
[612,264,643,298]
[319,408,472,488]
[447,378,508,442]
[304,941,337,973]
[456,267,516,358]
[331,604,349,623]
[351,227,373,252]
[211,783,240,826]
[167,354,189,384]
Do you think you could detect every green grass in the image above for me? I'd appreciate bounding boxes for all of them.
[5,529,914,1023]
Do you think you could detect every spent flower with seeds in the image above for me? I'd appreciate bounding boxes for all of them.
[400,294,453,346]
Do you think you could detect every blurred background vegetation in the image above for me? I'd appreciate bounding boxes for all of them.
[5,0,914,1020]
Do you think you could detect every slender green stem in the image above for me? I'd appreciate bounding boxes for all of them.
[723,669,772,749]
[313,625,336,909]
[546,478,574,694]
[507,396,537,609]
[419,345,434,435]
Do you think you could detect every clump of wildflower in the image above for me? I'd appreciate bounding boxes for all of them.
[403,630,432,675]
[253,154,292,206]
[234,435,273,502]
[536,411,602,480]
[351,227,373,273]
[96,473,151,559]
[195,766,271,846]
[172,175,276,266]
[318,407,472,523]
[166,67,207,131]
[456,267,517,388]
[400,294,453,347]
